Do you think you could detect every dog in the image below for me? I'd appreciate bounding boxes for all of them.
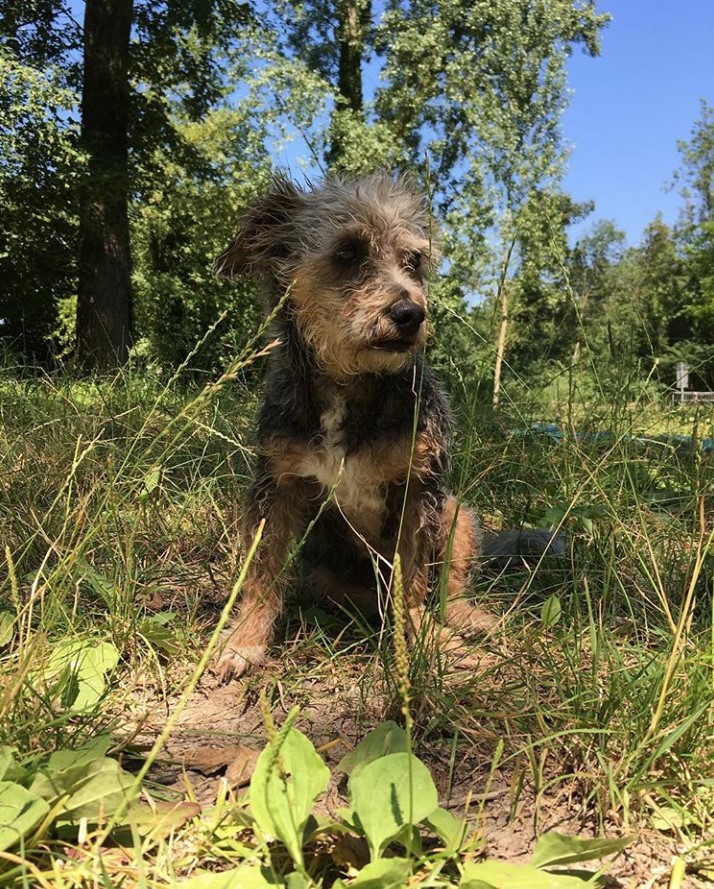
[214,173,496,680]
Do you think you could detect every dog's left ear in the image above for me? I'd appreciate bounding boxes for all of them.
[214,176,305,281]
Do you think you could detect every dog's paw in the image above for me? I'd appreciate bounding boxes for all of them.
[461,607,499,638]
[446,601,499,639]
[215,644,267,683]
[438,629,502,672]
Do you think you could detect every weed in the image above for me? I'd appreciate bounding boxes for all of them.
[0,345,712,884]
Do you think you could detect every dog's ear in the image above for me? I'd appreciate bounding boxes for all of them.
[214,176,305,280]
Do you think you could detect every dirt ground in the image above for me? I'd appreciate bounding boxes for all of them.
[121,637,711,889]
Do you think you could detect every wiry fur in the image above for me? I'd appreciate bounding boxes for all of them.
[215,174,495,679]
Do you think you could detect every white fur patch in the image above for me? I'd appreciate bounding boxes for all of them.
[297,398,386,533]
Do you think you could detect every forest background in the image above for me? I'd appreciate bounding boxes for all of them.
[1,0,712,398]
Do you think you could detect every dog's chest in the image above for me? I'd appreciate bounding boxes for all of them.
[298,397,392,530]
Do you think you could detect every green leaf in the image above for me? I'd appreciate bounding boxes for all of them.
[540,595,562,628]
[0,750,13,783]
[43,639,119,712]
[249,728,330,870]
[63,758,136,822]
[0,612,14,647]
[139,465,162,503]
[530,832,633,868]
[337,721,408,778]
[423,806,466,852]
[30,744,136,825]
[461,860,601,888]
[649,804,699,831]
[348,857,412,888]
[30,736,113,801]
[137,612,184,656]
[0,781,50,852]
[0,748,25,783]
[543,506,567,528]
[349,752,439,860]
[177,865,283,888]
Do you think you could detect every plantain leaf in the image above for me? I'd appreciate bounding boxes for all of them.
[349,857,412,888]
[540,595,562,628]
[30,743,136,825]
[0,781,50,852]
[43,639,118,712]
[249,728,329,870]
[530,832,633,868]
[0,612,14,647]
[177,865,282,888]
[461,860,602,887]
[337,721,408,779]
[423,805,466,852]
[349,752,438,860]
[0,748,26,783]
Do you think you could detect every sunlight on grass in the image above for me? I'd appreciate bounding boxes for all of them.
[0,352,712,886]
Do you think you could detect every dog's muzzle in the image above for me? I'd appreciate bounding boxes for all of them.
[388,299,425,337]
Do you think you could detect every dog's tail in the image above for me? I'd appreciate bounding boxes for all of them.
[481,529,568,572]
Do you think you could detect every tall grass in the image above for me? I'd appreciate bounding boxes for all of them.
[0,347,712,882]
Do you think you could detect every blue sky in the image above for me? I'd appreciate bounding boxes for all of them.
[266,0,714,247]
[562,0,714,245]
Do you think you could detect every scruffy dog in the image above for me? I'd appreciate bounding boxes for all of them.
[214,174,495,680]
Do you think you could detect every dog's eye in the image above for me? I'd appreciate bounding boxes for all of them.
[404,251,424,277]
[333,240,367,268]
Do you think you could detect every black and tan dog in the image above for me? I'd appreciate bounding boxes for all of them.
[214,174,496,680]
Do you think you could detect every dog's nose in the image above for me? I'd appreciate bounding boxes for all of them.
[388,300,425,336]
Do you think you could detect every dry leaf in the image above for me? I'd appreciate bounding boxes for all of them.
[182,745,251,775]
[225,747,259,788]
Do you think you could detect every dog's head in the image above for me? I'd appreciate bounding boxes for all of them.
[216,174,438,378]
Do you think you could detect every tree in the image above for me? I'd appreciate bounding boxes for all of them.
[265,0,608,396]
[673,99,714,227]
[506,192,595,371]
[672,101,714,386]
[75,0,133,369]
[0,48,82,360]
[566,218,625,360]
[1,0,255,369]
[131,106,272,370]
[267,0,608,194]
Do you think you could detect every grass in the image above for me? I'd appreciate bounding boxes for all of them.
[0,353,713,886]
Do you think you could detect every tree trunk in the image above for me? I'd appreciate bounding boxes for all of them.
[492,236,517,409]
[76,0,133,370]
[328,0,370,167]
[337,0,367,113]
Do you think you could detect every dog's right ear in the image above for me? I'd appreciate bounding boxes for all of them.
[214,176,305,280]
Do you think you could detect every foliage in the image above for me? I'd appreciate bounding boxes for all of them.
[0,47,82,358]
[0,719,632,885]
[131,105,271,370]
[0,364,711,884]
[0,0,265,367]
[484,99,714,393]
[673,98,714,226]
[1,0,712,388]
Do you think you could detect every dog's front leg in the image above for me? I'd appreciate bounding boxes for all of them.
[217,471,306,681]
[439,496,498,637]
[390,488,435,643]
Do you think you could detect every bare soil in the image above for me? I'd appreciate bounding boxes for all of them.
[120,625,711,889]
